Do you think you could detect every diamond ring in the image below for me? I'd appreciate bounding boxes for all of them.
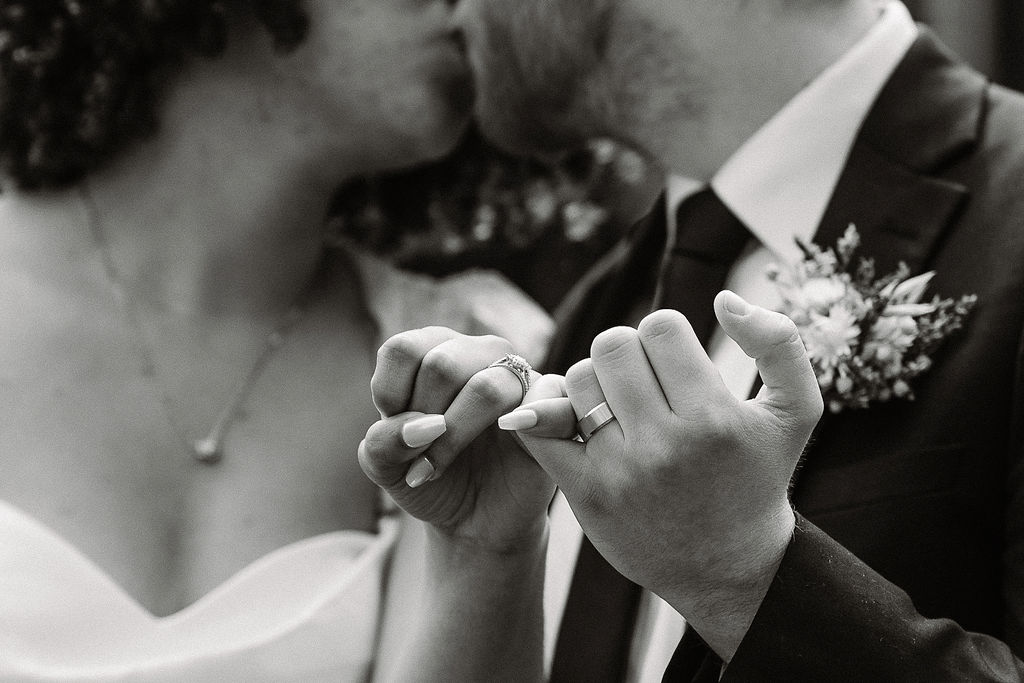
[487,353,533,401]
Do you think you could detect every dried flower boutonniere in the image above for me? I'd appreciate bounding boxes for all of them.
[768,225,977,414]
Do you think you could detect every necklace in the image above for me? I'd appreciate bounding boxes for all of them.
[80,185,318,464]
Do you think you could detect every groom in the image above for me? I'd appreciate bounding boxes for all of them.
[363,0,1024,679]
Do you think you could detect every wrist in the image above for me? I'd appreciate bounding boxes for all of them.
[717,504,795,591]
[426,518,549,574]
[661,505,795,663]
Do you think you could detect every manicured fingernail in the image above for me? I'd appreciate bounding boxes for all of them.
[405,456,436,488]
[722,291,751,315]
[401,414,447,448]
[498,408,538,431]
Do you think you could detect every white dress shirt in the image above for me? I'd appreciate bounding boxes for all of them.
[543,3,918,680]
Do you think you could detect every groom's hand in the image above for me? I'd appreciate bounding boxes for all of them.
[359,327,556,554]
[500,291,823,661]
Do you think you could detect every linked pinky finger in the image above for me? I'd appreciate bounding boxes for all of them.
[498,397,579,440]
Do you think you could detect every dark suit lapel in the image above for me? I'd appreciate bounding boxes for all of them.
[794,28,987,481]
[813,28,983,277]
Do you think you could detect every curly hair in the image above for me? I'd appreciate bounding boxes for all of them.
[0,0,308,189]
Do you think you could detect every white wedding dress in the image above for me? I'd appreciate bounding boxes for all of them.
[0,245,553,682]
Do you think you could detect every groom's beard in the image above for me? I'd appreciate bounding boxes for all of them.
[469,0,616,156]
[467,0,706,162]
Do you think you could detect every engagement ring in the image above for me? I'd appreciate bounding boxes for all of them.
[488,353,533,400]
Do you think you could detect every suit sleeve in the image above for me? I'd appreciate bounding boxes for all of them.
[712,515,1024,682]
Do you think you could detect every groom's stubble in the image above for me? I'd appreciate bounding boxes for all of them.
[467,0,707,160]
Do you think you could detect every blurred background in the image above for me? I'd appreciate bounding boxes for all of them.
[329,1,1024,312]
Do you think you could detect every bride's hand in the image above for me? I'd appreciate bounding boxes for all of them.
[358,327,557,554]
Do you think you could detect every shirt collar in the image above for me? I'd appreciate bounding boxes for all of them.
[668,1,917,264]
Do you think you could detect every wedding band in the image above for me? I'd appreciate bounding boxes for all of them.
[487,353,533,400]
[576,402,616,442]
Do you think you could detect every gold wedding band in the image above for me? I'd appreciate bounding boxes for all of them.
[487,353,533,400]
[576,402,616,442]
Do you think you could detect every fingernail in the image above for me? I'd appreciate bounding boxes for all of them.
[498,408,538,431]
[722,291,751,316]
[405,456,436,488]
[401,414,447,448]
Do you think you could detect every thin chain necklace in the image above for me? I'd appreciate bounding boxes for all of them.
[80,184,318,464]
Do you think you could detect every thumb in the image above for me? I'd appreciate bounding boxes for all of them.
[714,290,823,422]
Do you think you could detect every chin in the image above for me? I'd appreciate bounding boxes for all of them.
[404,70,476,161]
[370,107,472,174]
[413,111,473,162]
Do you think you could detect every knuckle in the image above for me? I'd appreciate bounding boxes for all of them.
[372,340,422,415]
[751,322,805,363]
[419,346,464,386]
[811,392,825,419]
[591,326,639,362]
[803,392,825,427]
[638,309,688,341]
[524,373,564,402]
[476,333,514,353]
[356,440,382,479]
[420,325,459,338]
[465,371,515,408]
[537,373,567,393]
[376,332,424,367]
[370,373,410,417]
[688,406,742,449]
[357,431,392,480]
[775,325,808,362]
[647,449,680,481]
[361,421,399,459]
[565,359,600,397]
[759,312,804,356]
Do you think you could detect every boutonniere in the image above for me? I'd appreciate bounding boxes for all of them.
[768,225,977,414]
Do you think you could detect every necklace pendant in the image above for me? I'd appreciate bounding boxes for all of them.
[192,437,222,464]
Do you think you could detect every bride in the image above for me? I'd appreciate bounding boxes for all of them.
[0,1,550,680]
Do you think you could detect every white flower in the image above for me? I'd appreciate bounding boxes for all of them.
[800,277,848,312]
[588,138,617,165]
[770,225,976,413]
[524,182,558,225]
[563,201,608,242]
[870,315,918,353]
[614,149,648,185]
[472,205,498,242]
[835,375,855,394]
[802,305,860,369]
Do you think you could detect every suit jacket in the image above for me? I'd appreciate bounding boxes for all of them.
[547,29,1024,681]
